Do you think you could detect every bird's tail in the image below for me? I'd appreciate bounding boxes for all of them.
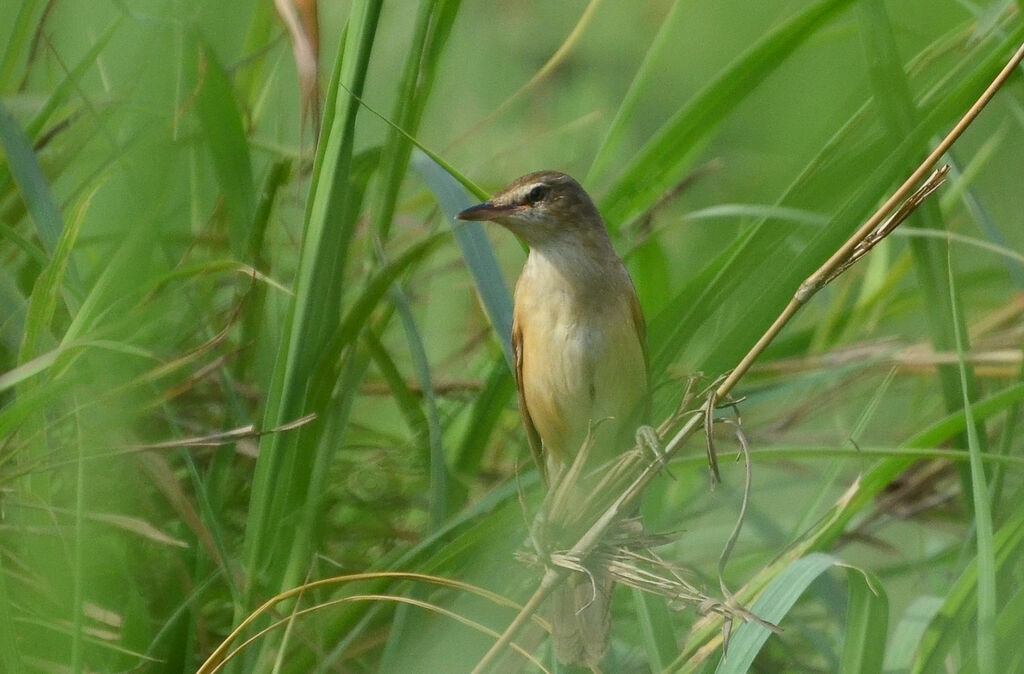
[551,565,613,668]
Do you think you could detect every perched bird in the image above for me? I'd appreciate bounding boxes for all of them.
[458,171,649,667]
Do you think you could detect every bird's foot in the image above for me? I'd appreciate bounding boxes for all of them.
[636,425,675,479]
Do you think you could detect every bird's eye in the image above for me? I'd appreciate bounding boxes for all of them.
[526,185,548,205]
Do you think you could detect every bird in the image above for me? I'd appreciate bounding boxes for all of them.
[458,171,649,668]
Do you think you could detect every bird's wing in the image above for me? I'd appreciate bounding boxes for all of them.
[512,315,547,485]
[626,281,652,418]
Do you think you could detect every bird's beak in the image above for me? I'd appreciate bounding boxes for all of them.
[456,201,516,221]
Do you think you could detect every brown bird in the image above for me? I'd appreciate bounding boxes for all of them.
[458,171,649,667]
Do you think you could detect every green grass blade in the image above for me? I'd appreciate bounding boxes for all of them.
[0,267,27,347]
[980,584,1024,673]
[910,511,1024,673]
[0,547,24,672]
[946,246,996,670]
[413,150,514,367]
[194,37,256,258]
[714,553,838,674]
[391,284,449,531]
[586,0,688,187]
[656,24,1023,385]
[297,478,537,673]
[25,20,120,141]
[250,230,443,594]
[883,596,944,672]
[0,19,119,200]
[0,101,65,254]
[0,0,45,92]
[839,570,888,674]
[363,328,430,441]
[370,0,461,243]
[633,587,679,672]
[859,0,987,510]
[599,0,858,229]
[18,189,92,370]
[70,406,85,672]
[453,354,515,477]
[676,379,1024,668]
[242,0,384,605]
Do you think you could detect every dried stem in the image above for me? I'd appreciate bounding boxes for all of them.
[715,39,1024,403]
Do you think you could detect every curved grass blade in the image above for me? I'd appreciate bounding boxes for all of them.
[300,478,538,673]
[840,569,887,674]
[714,553,838,674]
[413,149,514,368]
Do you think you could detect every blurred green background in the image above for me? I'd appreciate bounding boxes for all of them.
[2,0,1024,671]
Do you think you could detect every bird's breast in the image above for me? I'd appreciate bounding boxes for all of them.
[514,252,647,474]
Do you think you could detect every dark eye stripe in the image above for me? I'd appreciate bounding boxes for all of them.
[526,185,548,204]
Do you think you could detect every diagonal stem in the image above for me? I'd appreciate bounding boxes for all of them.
[715,39,1024,403]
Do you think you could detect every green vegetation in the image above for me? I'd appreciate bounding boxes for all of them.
[2,0,1024,671]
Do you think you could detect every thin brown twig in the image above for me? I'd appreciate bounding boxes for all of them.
[471,39,1024,673]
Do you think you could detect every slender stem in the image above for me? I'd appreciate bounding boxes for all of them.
[715,39,1024,403]
[470,568,563,674]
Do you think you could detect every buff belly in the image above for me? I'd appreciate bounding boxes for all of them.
[516,283,646,479]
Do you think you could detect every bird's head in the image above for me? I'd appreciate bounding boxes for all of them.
[456,171,605,248]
